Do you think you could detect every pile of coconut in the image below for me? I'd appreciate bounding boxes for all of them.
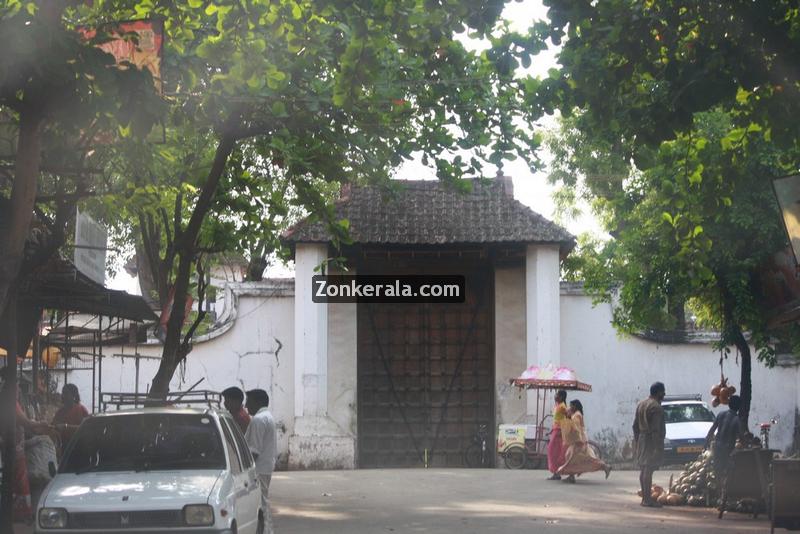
[636,451,716,506]
[666,450,717,507]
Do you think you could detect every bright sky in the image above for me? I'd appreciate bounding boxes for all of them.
[108,0,601,292]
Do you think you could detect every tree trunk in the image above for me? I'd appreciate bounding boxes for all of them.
[0,291,19,534]
[0,109,44,320]
[148,249,194,398]
[247,256,267,282]
[147,135,236,398]
[0,300,40,363]
[731,324,752,429]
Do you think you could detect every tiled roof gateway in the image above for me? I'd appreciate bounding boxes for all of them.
[282,179,575,253]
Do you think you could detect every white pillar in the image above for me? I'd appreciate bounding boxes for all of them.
[525,244,561,415]
[294,243,329,418]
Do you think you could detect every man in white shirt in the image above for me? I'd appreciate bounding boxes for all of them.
[245,389,277,532]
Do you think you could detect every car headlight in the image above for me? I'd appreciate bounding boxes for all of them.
[39,507,68,529]
[184,504,214,526]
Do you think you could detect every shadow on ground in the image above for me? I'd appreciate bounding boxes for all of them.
[272,469,768,534]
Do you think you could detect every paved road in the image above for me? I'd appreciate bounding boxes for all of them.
[272,469,769,534]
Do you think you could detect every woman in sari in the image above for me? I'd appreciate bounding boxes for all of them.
[546,390,568,480]
[52,383,89,450]
[558,400,612,483]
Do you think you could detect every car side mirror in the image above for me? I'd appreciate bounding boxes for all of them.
[48,461,57,478]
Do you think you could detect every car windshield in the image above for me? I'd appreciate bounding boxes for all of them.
[60,413,225,473]
[663,404,715,424]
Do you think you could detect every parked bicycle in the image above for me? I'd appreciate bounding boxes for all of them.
[464,423,492,468]
[759,415,779,449]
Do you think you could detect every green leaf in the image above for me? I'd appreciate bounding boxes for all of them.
[247,75,264,90]
[291,3,303,19]
[735,88,751,104]
[688,164,703,186]
[271,101,287,116]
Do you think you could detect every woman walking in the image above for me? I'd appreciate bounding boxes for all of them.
[558,400,612,483]
[546,390,568,480]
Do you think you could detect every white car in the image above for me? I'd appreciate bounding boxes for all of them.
[35,407,265,534]
[661,395,716,464]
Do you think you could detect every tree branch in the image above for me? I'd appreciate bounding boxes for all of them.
[180,255,207,350]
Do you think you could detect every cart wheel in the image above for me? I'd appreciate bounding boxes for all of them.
[503,446,526,470]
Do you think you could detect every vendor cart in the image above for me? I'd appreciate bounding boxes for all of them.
[718,448,777,519]
[502,364,592,469]
[770,459,800,533]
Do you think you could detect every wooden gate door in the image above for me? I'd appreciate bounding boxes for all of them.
[357,268,494,468]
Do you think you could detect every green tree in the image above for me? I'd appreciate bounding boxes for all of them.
[71,0,548,398]
[548,111,800,426]
[533,0,800,427]
[0,1,161,317]
[539,0,800,151]
[1,3,162,526]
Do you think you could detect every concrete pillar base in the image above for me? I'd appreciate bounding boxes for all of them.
[288,416,355,470]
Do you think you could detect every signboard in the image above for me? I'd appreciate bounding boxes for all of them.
[773,174,800,264]
[764,174,800,327]
[74,209,108,286]
[79,19,164,91]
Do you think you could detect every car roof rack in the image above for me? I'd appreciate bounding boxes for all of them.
[663,394,702,402]
[99,390,222,412]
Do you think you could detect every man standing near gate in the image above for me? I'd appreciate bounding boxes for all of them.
[633,381,666,507]
[245,389,277,532]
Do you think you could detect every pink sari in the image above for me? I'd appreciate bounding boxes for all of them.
[547,427,566,473]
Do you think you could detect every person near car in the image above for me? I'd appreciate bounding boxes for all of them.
[1,366,49,522]
[52,383,89,448]
[705,394,743,483]
[557,399,612,483]
[222,386,251,433]
[245,388,277,532]
[546,389,568,480]
[633,381,666,507]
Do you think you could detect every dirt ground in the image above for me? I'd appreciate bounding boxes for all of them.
[271,468,771,534]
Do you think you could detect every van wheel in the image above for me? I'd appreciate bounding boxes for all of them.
[230,521,237,534]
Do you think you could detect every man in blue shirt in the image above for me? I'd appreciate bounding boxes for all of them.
[705,395,743,482]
